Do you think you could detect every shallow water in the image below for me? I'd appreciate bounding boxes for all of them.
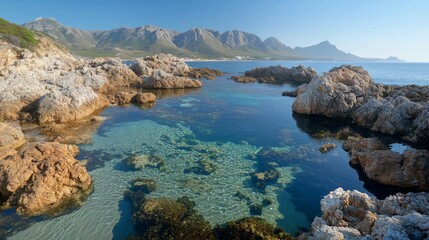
[7,61,429,239]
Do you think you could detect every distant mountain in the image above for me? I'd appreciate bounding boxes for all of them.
[294,41,361,61]
[23,18,96,49]
[23,18,402,61]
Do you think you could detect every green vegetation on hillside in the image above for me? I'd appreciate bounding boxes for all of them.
[0,17,38,48]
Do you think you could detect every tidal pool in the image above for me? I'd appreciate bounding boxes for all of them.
[8,61,421,239]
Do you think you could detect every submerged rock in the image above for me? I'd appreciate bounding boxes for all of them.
[0,142,92,216]
[131,197,216,240]
[292,65,429,143]
[126,154,165,170]
[343,137,429,190]
[184,159,218,175]
[129,178,156,194]
[303,188,429,240]
[252,169,280,189]
[214,217,292,240]
[232,65,317,84]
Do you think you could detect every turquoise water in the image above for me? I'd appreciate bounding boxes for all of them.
[7,61,429,239]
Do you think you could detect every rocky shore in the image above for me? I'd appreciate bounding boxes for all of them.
[291,65,429,143]
[232,65,317,84]
[301,188,429,239]
[0,29,221,216]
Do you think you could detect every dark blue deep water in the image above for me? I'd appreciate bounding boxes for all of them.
[9,61,429,239]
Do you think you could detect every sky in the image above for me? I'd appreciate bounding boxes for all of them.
[1,0,428,61]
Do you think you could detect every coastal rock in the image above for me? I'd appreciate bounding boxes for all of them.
[183,67,223,80]
[131,53,191,77]
[0,142,92,215]
[292,65,429,142]
[343,137,429,190]
[304,188,429,239]
[115,91,137,105]
[133,92,156,104]
[0,121,25,152]
[143,69,203,89]
[282,84,308,97]
[88,58,140,92]
[319,143,337,153]
[293,65,380,118]
[232,65,317,84]
[37,86,108,124]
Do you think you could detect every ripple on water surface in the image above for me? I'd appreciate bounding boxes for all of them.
[11,120,308,239]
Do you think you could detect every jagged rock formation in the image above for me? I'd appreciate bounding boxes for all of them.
[292,65,429,143]
[0,142,92,215]
[232,65,317,84]
[302,188,429,240]
[343,137,429,190]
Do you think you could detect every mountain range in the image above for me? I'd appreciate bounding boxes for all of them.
[24,18,402,61]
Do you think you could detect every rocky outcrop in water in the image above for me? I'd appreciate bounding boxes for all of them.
[292,65,429,143]
[319,143,336,153]
[0,142,92,215]
[232,65,317,84]
[343,137,429,190]
[302,188,429,240]
[143,69,203,89]
[131,53,222,89]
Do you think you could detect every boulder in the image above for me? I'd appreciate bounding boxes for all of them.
[0,121,25,152]
[304,188,429,239]
[143,69,203,89]
[343,137,429,190]
[133,92,156,104]
[131,53,191,77]
[293,65,380,118]
[115,91,137,105]
[319,143,337,153]
[37,86,108,124]
[0,142,92,215]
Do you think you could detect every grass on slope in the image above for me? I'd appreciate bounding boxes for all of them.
[0,18,38,48]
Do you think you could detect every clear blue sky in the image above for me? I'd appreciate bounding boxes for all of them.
[1,0,428,61]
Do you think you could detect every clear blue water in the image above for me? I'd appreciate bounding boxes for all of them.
[7,61,429,239]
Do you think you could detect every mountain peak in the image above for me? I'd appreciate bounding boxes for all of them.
[317,40,334,46]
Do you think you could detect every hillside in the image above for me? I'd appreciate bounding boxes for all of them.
[0,17,38,48]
